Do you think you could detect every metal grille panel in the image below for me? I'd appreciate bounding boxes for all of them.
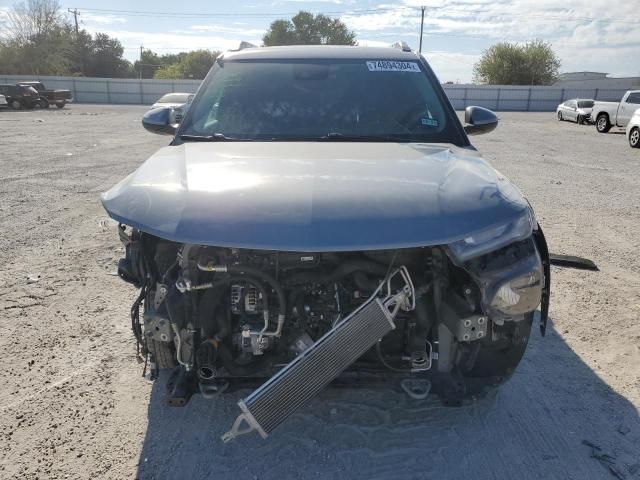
[239,299,394,437]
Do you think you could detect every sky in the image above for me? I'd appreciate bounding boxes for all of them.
[0,0,639,83]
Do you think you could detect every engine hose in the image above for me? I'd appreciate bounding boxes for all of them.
[376,341,412,373]
[288,259,388,286]
[130,285,148,353]
[410,295,433,353]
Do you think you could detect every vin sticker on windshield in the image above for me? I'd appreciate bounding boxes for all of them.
[366,61,421,73]
[421,118,439,127]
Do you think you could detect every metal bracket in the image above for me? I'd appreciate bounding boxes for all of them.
[455,315,487,342]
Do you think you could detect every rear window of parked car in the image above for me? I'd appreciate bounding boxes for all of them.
[577,100,594,108]
[626,93,640,104]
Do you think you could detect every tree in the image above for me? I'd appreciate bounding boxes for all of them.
[154,50,219,80]
[6,0,63,44]
[263,11,356,46]
[85,33,132,78]
[133,49,163,79]
[473,40,560,85]
[2,0,73,75]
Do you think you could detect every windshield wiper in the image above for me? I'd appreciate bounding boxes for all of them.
[179,133,245,141]
[319,133,415,142]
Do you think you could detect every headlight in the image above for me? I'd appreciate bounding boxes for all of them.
[489,267,542,316]
[448,209,535,262]
[457,236,544,321]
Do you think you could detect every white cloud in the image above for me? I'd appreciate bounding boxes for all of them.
[424,51,481,83]
[94,28,263,58]
[81,13,128,25]
[188,25,265,36]
[69,0,640,81]
[339,0,640,79]
[356,38,392,47]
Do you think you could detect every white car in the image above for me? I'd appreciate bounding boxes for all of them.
[627,108,640,148]
[0,94,7,108]
[591,90,640,133]
[556,99,593,124]
[151,92,194,123]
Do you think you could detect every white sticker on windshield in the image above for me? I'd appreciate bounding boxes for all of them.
[366,61,421,73]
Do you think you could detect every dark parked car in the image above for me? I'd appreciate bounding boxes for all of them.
[0,84,42,109]
[19,81,72,108]
[102,45,551,442]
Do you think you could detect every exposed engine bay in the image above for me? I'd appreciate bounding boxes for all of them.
[117,225,548,440]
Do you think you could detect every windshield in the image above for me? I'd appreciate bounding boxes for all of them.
[179,59,464,143]
[157,93,191,104]
[578,100,594,108]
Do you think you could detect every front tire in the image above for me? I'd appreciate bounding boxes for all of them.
[40,98,50,109]
[10,100,22,110]
[596,114,611,133]
[630,127,640,148]
[577,115,584,124]
[557,111,563,121]
[55,100,66,109]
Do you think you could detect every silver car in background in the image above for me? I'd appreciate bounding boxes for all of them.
[0,94,7,108]
[627,108,640,149]
[556,99,594,124]
[150,92,194,123]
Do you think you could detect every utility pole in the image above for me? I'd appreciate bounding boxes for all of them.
[140,45,144,80]
[418,6,425,53]
[68,9,82,74]
[68,8,80,36]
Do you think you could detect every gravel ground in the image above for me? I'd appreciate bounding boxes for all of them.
[0,105,638,480]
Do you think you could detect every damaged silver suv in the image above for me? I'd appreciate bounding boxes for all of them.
[102,45,550,441]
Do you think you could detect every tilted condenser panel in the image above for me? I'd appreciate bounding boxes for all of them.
[237,298,395,438]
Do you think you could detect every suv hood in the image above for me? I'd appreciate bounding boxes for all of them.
[102,142,529,251]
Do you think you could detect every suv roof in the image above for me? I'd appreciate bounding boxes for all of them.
[223,45,419,61]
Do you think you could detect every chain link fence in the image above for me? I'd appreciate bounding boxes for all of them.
[0,74,631,111]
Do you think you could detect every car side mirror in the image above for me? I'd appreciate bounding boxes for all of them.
[142,106,177,136]
[464,106,499,136]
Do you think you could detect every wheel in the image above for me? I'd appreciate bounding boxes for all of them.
[577,115,583,124]
[557,111,563,121]
[596,114,611,133]
[147,339,177,369]
[55,100,66,109]
[40,98,50,109]
[630,127,640,148]
[33,100,42,109]
[10,100,22,110]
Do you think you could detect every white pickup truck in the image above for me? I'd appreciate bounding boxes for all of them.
[592,90,640,133]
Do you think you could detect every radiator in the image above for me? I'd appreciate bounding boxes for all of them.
[222,267,414,441]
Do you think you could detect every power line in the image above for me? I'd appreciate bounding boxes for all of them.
[71,5,640,25]
[71,6,409,19]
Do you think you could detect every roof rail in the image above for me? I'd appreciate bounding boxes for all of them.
[232,41,257,51]
[390,41,412,53]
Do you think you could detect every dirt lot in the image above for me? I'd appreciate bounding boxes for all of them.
[0,105,638,480]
